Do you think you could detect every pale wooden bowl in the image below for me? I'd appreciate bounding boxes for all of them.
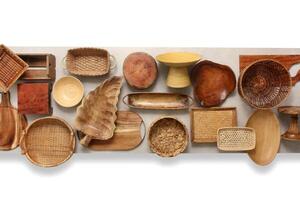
[53,76,84,108]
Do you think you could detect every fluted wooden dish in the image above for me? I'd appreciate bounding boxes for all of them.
[75,76,122,146]
[123,92,194,110]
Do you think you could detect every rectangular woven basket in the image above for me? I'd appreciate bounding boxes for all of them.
[65,47,111,76]
[0,45,28,92]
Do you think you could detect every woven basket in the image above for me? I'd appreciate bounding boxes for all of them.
[148,116,188,157]
[217,127,256,151]
[20,117,75,168]
[65,47,115,76]
[0,45,28,92]
[239,59,298,109]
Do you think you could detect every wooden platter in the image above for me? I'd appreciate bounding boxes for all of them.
[239,55,300,71]
[78,111,144,151]
[123,92,193,110]
[246,110,280,166]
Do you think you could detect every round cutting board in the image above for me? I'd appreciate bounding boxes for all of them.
[246,110,280,166]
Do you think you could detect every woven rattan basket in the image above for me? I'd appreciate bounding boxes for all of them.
[239,59,300,109]
[148,116,188,157]
[20,117,75,168]
[217,127,256,151]
[0,45,28,92]
[65,47,116,76]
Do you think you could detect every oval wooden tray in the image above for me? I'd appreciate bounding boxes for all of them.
[123,92,193,110]
[246,110,280,166]
[78,111,145,151]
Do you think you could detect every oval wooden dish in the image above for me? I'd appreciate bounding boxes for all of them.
[246,110,280,166]
[148,116,188,157]
[20,117,75,168]
[123,92,193,110]
[190,60,236,107]
[123,52,158,89]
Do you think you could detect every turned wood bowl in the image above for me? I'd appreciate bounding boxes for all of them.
[239,59,300,109]
[190,60,236,107]
[53,76,84,107]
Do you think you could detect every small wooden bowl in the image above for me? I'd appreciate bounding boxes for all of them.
[53,76,84,108]
[148,116,188,157]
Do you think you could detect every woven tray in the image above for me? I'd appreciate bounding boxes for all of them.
[0,45,28,92]
[217,127,256,151]
[65,47,116,76]
[20,117,75,168]
[190,107,237,143]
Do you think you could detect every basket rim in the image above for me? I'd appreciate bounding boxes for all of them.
[22,116,75,168]
[238,59,292,109]
[148,116,188,157]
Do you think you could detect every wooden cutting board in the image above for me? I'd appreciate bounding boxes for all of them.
[78,111,144,151]
[0,92,27,150]
[246,110,280,166]
[239,55,300,71]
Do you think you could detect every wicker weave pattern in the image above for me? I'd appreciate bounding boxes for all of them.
[22,117,75,167]
[217,127,255,151]
[239,60,291,109]
[0,45,28,92]
[66,48,110,76]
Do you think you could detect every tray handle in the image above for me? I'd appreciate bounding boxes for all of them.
[292,69,300,86]
[109,54,117,70]
[133,119,146,149]
[187,95,194,108]
[19,132,27,155]
[122,94,133,108]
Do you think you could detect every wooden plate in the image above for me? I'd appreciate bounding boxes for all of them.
[246,110,280,166]
[123,92,193,110]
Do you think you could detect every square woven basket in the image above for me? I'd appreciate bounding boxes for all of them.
[0,45,28,92]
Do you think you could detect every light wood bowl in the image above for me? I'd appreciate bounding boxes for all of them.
[53,76,84,108]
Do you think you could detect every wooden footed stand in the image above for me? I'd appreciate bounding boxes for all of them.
[278,106,300,141]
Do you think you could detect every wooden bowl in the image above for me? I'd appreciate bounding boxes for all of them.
[190,60,236,107]
[156,52,201,88]
[148,116,188,157]
[239,59,300,109]
[123,52,158,89]
[53,76,84,108]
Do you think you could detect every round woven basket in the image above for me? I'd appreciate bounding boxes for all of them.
[239,60,292,109]
[21,117,75,168]
[148,116,188,157]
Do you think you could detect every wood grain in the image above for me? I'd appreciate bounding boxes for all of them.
[246,110,280,166]
[79,111,144,151]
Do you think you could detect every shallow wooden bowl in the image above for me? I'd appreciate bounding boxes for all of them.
[53,76,84,108]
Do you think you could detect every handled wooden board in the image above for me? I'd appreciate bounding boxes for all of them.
[78,111,144,151]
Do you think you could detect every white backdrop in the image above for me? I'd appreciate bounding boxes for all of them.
[1,0,300,200]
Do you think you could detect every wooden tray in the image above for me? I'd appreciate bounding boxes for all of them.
[123,92,193,110]
[239,55,300,71]
[78,111,144,151]
[18,54,56,81]
[190,107,237,143]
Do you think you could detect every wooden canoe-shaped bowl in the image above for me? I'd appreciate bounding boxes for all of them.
[190,60,236,107]
[148,116,188,157]
[246,110,280,166]
[123,52,158,89]
[78,111,145,151]
[122,92,194,110]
